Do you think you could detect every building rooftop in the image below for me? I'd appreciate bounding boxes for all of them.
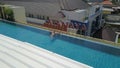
[0,34,91,68]
[0,0,90,17]
[105,15,120,22]
[101,0,113,5]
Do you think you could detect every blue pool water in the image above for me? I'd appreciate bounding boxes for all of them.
[0,21,120,68]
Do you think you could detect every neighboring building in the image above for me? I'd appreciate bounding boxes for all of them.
[98,0,120,42]
[111,0,120,5]
[84,0,103,5]
[84,0,103,3]
[102,22,120,42]
[101,0,113,5]
[61,5,103,36]
[0,0,90,20]
[0,0,103,36]
[100,0,115,16]
[101,0,120,15]
[105,15,120,22]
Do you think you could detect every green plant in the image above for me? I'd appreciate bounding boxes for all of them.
[0,2,4,5]
[4,7,14,21]
[84,17,88,20]
[4,7,13,15]
[111,0,120,5]
[118,38,120,43]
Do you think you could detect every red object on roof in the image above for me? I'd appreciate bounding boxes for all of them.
[101,0,113,5]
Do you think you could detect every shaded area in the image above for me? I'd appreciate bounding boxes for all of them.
[118,35,120,43]
[102,26,117,42]
[93,28,102,39]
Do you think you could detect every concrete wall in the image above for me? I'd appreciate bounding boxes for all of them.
[102,27,116,42]
[62,10,86,22]
[62,5,102,22]
[12,7,27,24]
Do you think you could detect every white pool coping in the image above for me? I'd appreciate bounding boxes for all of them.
[0,34,92,68]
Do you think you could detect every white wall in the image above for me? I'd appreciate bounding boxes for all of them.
[87,6,96,16]
[62,5,101,23]
[62,10,87,22]
[12,7,27,24]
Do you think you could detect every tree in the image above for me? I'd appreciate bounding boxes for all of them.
[4,7,14,21]
[111,0,120,5]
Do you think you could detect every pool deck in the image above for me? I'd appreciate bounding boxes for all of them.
[0,34,92,68]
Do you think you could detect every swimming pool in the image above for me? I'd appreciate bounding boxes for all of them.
[0,21,120,68]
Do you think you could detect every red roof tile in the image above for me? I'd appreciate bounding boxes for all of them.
[101,0,113,5]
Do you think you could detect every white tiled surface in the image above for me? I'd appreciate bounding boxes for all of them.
[0,34,92,68]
